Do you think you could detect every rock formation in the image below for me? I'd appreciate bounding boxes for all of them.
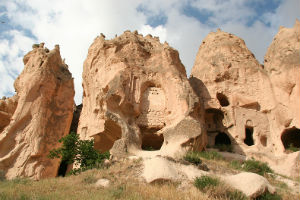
[190,21,300,177]
[0,95,18,133]
[77,31,206,158]
[0,43,74,180]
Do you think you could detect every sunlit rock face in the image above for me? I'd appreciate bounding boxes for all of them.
[78,31,206,158]
[0,44,75,180]
[190,21,300,177]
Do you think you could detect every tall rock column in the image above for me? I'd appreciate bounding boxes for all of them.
[78,31,206,158]
[264,20,300,176]
[0,43,75,180]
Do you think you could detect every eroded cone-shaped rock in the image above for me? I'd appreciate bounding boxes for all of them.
[264,20,300,142]
[0,44,75,180]
[78,31,206,158]
[190,29,275,155]
[190,25,300,177]
[263,20,300,177]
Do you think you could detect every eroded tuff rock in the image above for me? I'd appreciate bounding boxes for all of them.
[78,31,206,158]
[190,21,300,177]
[0,95,18,133]
[0,43,74,180]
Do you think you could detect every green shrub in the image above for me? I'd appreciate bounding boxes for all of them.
[242,159,273,176]
[230,159,273,176]
[230,160,243,170]
[225,190,248,200]
[194,176,219,191]
[0,170,5,181]
[256,192,282,200]
[197,151,223,160]
[184,151,202,165]
[49,132,110,175]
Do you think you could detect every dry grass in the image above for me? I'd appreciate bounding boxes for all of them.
[0,158,299,200]
[0,159,208,200]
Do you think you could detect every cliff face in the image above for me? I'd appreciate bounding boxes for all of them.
[190,21,300,177]
[77,31,206,158]
[0,44,75,180]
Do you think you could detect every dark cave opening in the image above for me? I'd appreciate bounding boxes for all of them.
[244,126,254,146]
[57,160,68,177]
[215,132,231,145]
[281,127,300,150]
[141,127,164,150]
[216,93,230,107]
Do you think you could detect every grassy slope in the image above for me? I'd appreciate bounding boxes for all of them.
[0,154,299,200]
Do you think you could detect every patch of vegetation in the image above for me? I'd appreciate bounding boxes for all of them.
[194,176,219,191]
[286,144,299,153]
[230,159,273,176]
[214,144,233,152]
[224,190,248,200]
[143,146,155,151]
[0,170,5,181]
[256,192,282,200]
[82,174,97,184]
[197,151,223,160]
[49,132,110,175]
[184,151,202,165]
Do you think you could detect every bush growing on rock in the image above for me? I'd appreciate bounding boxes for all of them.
[49,132,110,175]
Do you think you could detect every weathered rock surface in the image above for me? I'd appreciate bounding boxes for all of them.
[0,43,74,180]
[223,172,275,198]
[142,156,208,183]
[0,95,18,133]
[190,21,300,177]
[77,31,206,158]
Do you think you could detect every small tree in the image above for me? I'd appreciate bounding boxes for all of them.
[49,132,110,175]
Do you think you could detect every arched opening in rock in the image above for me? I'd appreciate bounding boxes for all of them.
[281,127,300,151]
[141,127,164,150]
[215,132,231,145]
[260,135,267,147]
[94,119,122,152]
[216,93,229,107]
[244,126,254,146]
[137,85,166,151]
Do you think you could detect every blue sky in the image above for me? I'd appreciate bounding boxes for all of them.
[0,0,299,104]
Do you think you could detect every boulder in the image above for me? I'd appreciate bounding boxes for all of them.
[223,172,275,198]
[95,178,110,188]
[142,156,208,183]
[77,31,206,158]
[0,43,74,180]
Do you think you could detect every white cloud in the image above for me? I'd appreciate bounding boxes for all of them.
[0,30,35,97]
[0,0,299,104]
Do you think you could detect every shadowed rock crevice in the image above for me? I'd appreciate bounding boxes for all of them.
[244,126,254,146]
